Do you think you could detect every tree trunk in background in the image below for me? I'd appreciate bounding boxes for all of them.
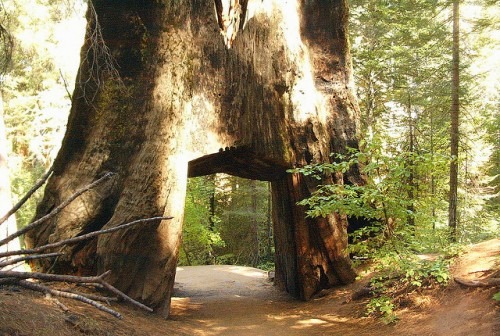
[266,183,273,259]
[26,0,363,316]
[407,96,415,228]
[448,0,460,241]
[250,179,259,266]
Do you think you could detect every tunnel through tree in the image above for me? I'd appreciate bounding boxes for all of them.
[26,0,365,317]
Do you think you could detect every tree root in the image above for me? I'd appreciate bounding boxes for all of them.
[454,277,500,287]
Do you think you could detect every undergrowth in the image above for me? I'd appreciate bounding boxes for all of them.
[350,225,459,324]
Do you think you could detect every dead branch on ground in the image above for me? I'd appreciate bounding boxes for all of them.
[64,288,118,303]
[0,172,173,318]
[18,280,123,319]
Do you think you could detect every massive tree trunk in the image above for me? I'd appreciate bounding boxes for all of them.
[26,0,363,317]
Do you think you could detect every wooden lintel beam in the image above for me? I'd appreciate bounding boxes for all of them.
[187,148,288,181]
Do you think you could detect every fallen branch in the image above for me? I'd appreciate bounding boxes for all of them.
[64,288,118,303]
[454,277,500,287]
[0,168,53,226]
[51,295,70,313]
[0,252,63,268]
[0,216,172,258]
[0,171,170,318]
[0,269,152,313]
[97,277,153,312]
[0,172,115,247]
[0,270,111,284]
[19,280,123,319]
[0,277,18,285]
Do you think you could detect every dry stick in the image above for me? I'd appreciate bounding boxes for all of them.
[19,280,123,319]
[64,288,118,303]
[51,296,70,313]
[96,278,153,312]
[59,68,73,101]
[0,216,172,258]
[0,168,53,226]
[0,277,18,285]
[0,270,111,284]
[0,252,63,268]
[0,269,152,312]
[0,172,115,247]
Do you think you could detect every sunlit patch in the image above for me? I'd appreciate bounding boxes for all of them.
[321,314,350,323]
[295,318,328,326]
[244,0,274,28]
[182,94,224,157]
[410,294,435,309]
[277,0,302,54]
[227,265,267,278]
[266,313,301,321]
[170,297,190,304]
[277,1,328,124]
[232,1,330,124]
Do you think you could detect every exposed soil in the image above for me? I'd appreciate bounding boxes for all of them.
[1,239,498,336]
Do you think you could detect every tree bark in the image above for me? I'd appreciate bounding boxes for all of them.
[26,0,363,316]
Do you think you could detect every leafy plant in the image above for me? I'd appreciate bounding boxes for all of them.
[292,141,447,242]
[362,247,451,323]
[366,296,398,324]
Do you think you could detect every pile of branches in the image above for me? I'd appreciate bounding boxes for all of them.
[0,170,172,319]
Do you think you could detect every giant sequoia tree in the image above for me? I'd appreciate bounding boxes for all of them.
[26,0,365,317]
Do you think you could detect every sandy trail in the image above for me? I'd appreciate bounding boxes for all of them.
[168,240,499,336]
[0,239,497,336]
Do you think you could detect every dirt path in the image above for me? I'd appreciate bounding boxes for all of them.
[170,265,382,336]
[169,238,499,336]
[0,239,498,335]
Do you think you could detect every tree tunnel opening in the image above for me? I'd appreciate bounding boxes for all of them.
[174,148,292,299]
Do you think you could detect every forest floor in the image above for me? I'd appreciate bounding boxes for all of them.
[0,238,498,336]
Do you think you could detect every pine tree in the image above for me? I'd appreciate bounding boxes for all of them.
[448,0,460,241]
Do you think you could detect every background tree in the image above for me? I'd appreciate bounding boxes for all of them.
[1,0,86,229]
[348,0,498,246]
[0,1,20,260]
[0,96,22,261]
[349,0,453,243]
[212,175,272,267]
[180,174,274,268]
[448,0,460,241]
